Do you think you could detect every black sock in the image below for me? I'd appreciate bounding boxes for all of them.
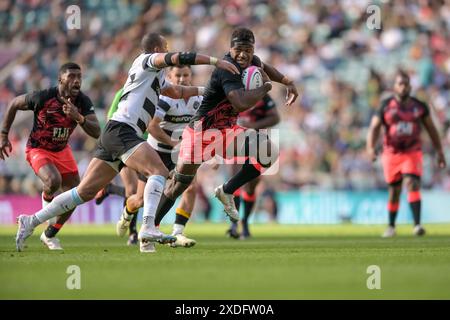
[45,224,62,238]
[242,198,256,227]
[409,200,421,225]
[234,196,241,212]
[389,211,398,227]
[175,213,189,226]
[155,193,175,226]
[129,213,137,234]
[223,162,261,194]
[107,184,126,198]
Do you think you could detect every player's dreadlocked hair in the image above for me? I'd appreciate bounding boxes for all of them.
[230,27,255,47]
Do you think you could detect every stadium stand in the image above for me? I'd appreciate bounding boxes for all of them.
[1,0,449,196]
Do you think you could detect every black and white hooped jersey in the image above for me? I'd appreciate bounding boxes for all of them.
[147,94,203,153]
[111,53,169,136]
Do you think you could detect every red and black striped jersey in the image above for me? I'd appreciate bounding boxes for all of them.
[190,53,262,131]
[25,87,95,152]
[378,96,429,153]
[238,94,275,123]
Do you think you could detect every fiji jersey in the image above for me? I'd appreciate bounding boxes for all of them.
[111,53,169,136]
[148,95,203,153]
[25,87,94,152]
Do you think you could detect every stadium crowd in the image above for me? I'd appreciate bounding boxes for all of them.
[1,0,449,197]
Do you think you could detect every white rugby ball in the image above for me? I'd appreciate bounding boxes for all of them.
[242,66,263,90]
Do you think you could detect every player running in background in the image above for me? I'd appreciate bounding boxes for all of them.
[15,32,240,253]
[151,28,298,238]
[116,64,202,248]
[227,94,280,239]
[0,62,101,250]
[366,71,446,237]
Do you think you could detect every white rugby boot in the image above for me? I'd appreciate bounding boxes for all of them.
[138,225,176,244]
[139,239,156,253]
[116,207,132,237]
[16,215,35,252]
[214,185,239,222]
[382,226,396,238]
[170,234,196,248]
[40,232,63,250]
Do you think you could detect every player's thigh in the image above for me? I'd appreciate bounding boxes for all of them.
[37,163,62,191]
[120,167,138,196]
[124,142,168,177]
[381,153,402,184]
[77,158,118,201]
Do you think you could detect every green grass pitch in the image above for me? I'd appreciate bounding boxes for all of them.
[1,223,450,299]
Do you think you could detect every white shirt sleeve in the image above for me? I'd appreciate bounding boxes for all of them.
[145,53,162,71]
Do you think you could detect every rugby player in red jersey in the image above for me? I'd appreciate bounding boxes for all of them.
[0,62,101,249]
[152,28,298,234]
[367,71,446,237]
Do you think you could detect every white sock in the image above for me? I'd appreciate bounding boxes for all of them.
[34,188,84,224]
[172,223,184,236]
[42,192,57,225]
[122,206,134,220]
[41,192,52,208]
[142,175,166,228]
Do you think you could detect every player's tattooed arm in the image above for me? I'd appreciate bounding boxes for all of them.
[0,94,29,160]
[147,117,178,148]
[422,114,446,168]
[261,62,298,106]
[366,115,383,162]
[151,53,239,74]
[160,84,204,99]
[61,97,101,139]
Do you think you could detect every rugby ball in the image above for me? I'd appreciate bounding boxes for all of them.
[242,66,263,90]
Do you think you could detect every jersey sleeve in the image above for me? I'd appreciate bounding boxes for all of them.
[24,89,48,111]
[419,100,430,118]
[79,94,95,116]
[221,69,244,96]
[376,98,390,123]
[155,96,171,120]
[107,88,123,119]
[144,53,162,71]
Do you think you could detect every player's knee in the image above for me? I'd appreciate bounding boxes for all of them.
[76,185,98,202]
[405,177,420,191]
[141,164,169,180]
[154,166,169,178]
[45,174,62,194]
